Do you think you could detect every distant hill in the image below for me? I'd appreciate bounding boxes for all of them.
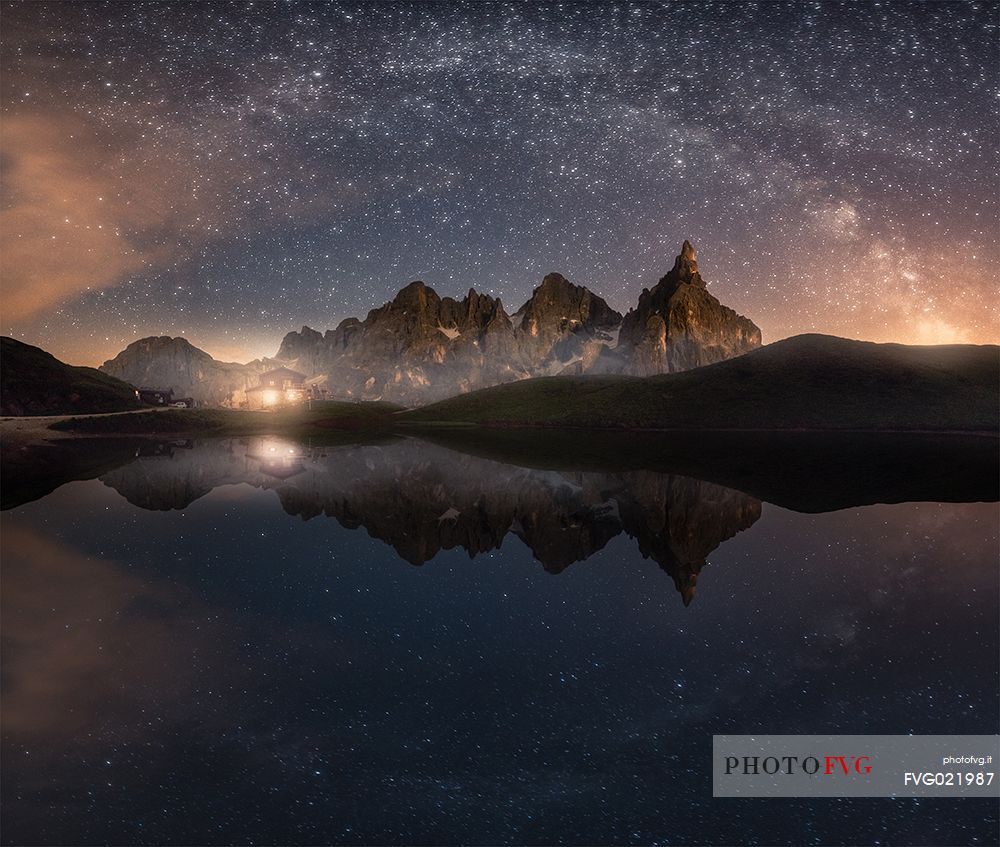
[100,336,274,408]
[399,334,1000,432]
[1,337,140,416]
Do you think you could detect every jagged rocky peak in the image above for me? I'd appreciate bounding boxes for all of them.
[616,240,762,375]
[276,326,324,361]
[516,272,622,338]
[297,325,323,341]
[267,280,524,403]
[364,281,510,334]
[667,239,703,288]
[386,280,437,313]
[456,287,509,330]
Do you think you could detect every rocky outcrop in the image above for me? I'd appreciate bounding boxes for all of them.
[513,273,622,373]
[276,282,529,404]
[99,337,273,408]
[278,275,623,401]
[615,241,761,375]
[102,242,762,405]
[274,242,759,399]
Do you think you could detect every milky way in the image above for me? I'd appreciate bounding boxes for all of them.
[2,1,997,364]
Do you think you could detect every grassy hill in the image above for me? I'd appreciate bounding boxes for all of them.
[1,337,140,416]
[398,334,999,432]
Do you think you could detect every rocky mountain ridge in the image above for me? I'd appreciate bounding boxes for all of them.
[614,240,762,375]
[100,242,761,406]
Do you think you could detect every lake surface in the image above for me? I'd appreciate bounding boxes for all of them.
[2,435,997,845]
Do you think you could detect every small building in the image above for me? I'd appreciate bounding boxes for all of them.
[246,367,308,410]
[138,387,174,405]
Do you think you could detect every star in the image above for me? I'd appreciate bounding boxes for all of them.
[1,0,996,365]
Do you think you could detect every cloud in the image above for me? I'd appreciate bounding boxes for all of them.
[0,106,352,326]
[0,114,155,321]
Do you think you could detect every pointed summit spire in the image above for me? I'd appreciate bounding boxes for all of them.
[672,240,702,286]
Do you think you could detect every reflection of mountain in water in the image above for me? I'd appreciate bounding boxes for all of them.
[100,439,761,605]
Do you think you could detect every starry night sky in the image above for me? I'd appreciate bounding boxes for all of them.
[2,1,998,366]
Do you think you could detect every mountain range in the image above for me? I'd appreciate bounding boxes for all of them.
[99,241,761,405]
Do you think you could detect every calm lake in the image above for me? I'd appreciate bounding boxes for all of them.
[2,435,997,845]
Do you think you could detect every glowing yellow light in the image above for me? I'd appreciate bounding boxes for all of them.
[256,437,301,459]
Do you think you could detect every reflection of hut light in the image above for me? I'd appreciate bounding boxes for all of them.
[258,437,300,458]
[251,436,305,479]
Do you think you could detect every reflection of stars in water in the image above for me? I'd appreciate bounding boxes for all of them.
[1,454,997,843]
[2,2,998,365]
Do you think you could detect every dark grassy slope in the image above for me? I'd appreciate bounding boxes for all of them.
[1,336,140,416]
[399,334,1000,432]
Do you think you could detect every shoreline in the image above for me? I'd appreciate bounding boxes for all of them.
[396,419,1000,438]
[3,412,996,449]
